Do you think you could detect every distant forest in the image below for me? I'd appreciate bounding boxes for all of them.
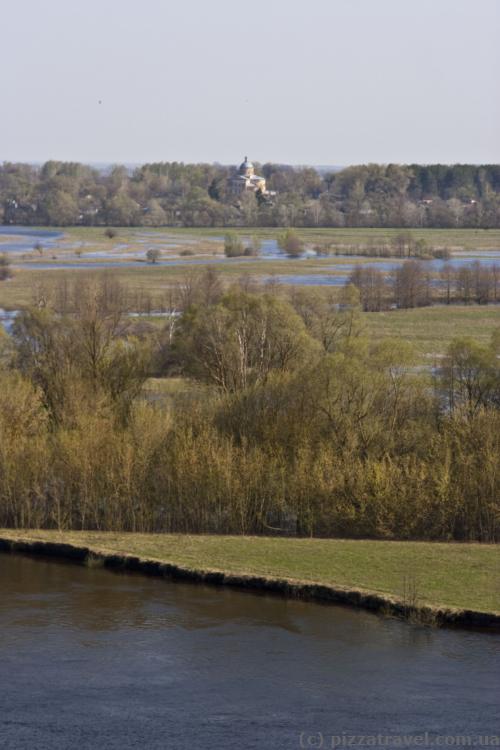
[1,161,500,228]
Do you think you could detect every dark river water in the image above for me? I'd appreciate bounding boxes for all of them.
[0,554,498,750]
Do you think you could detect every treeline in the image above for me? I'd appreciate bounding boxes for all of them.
[350,260,500,310]
[0,273,499,541]
[1,161,500,228]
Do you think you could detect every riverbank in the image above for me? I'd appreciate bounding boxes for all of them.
[0,531,498,629]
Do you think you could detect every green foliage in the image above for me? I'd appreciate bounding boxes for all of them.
[106,194,142,226]
[278,229,303,257]
[12,277,151,422]
[0,277,499,541]
[146,247,161,264]
[224,232,245,257]
[291,284,362,352]
[0,161,499,228]
[439,334,500,416]
[175,291,316,391]
[41,190,79,226]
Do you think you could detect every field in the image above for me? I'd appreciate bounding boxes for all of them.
[363,306,500,359]
[1,226,500,361]
[62,226,500,249]
[0,530,498,615]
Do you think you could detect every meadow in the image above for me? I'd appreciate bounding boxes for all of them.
[62,226,500,248]
[363,305,500,359]
[0,529,498,614]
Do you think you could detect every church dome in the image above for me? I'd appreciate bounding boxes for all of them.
[239,156,254,173]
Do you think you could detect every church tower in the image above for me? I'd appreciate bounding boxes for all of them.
[239,156,255,178]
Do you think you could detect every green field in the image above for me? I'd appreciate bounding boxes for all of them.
[61,225,500,249]
[1,530,498,614]
[363,306,500,359]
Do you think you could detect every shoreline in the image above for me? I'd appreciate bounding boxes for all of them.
[0,534,498,631]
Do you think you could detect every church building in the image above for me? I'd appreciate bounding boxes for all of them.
[229,157,269,196]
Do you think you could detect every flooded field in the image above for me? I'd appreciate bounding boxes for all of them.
[1,227,500,287]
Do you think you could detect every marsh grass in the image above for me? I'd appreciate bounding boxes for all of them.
[399,572,435,626]
[84,552,105,569]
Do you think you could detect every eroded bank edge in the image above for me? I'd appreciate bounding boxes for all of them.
[0,536,498,631]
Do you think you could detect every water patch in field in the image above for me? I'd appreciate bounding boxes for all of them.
[0,308,19,334]
[270,274,347,286]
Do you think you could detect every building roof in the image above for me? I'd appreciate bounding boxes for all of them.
[239,156,253,171]
[234,173,264,182]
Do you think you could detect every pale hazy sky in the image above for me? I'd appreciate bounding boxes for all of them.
[1,0,499,165]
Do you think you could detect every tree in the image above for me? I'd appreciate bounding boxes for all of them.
[391,231,414,258]
[146,248,161,264]
[0,160,499,230]
[392,261,431,308]
[349,266,389,311]
[440,337,500,417]
[439,262,455,304]
[144,199,167,226]
[106,194,142,226]
[414,238,429,258]
[0,254,12,281]
[224,233,245,258]
[456,265,474,303]
[277,229,303,258]
[175,292,316,391]
[291,285,361,353]
[13,277,150,422]
[41,190,79,225]
[244,236,261,257]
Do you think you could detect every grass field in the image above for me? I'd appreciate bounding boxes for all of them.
[62,226,500,249]
[1,530,498,614]
[363,305,500,359]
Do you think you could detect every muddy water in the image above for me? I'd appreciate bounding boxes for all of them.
[0,554,498,749]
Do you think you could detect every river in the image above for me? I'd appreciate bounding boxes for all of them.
[0,554,498,749]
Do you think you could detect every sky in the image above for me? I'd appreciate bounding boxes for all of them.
[0,0,499,166]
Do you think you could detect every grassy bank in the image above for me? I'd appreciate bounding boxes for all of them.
[0,530,498,618]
